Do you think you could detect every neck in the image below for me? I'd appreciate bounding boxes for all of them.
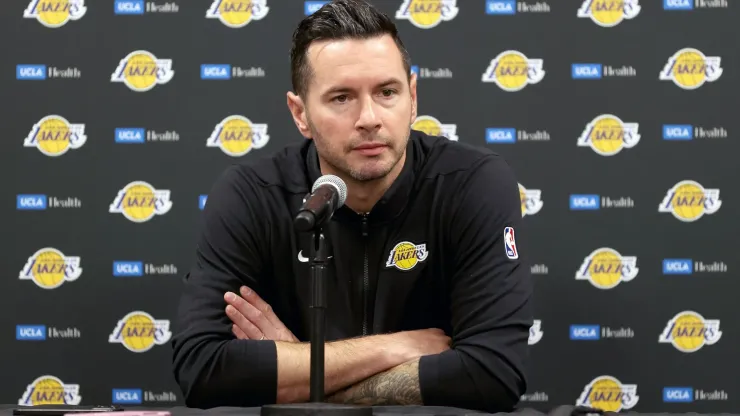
[319,151,406,214]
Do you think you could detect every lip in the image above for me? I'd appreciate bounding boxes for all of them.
[353,143,388,156]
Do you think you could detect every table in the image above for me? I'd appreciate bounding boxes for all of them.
[0,405,736,416]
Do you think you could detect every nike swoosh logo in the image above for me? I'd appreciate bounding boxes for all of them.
[297,250,332,263]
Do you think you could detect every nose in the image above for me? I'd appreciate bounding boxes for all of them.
[355,97,381,132]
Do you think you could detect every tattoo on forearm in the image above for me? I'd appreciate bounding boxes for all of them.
[326,358,422,406]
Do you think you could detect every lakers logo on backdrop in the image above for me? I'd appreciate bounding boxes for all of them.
[109,311,172,353]
[659,48,723,90]
[23,0,87,28]
[386,241,429,271]
[576,376,638,412]
[206,115,270,156]
[482,50,545,92]
[577,114,640,156]
[658,180,721,222]
[576,248,638,289]
[19,248,82,289]
[24,115,86,157]
[396,0,459,29]
[519,183,543,217]
[206,0,269,28]
[577,0,641,27]
[659,311,721,353]
[109,181,173,223]
[18,375,81,405]
[111,50,174,92]
[412,116,458,141]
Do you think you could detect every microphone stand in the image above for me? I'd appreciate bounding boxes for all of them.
[260,219,371,416]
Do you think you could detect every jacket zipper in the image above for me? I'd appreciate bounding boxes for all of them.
[361,214,369,336]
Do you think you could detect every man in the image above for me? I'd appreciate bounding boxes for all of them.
[171,0,533,412]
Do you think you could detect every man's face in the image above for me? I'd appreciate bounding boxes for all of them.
[290,35,417,182]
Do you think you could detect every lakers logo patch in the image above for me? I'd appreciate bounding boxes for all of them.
[385,241,428,271]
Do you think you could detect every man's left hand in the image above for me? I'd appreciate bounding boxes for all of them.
[224,286,299,342]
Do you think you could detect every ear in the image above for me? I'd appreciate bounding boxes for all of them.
[408,72,418,124]
[287,92,311,138]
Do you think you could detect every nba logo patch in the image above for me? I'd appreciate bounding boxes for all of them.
[504,227,518,259]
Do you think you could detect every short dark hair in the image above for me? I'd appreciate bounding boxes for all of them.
[290,0,412,97]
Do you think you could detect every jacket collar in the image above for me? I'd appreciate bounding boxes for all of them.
[306,135,417,223]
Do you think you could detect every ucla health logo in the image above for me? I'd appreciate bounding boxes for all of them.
[109,311,172,353]
[17,64,80,80]
[23,0,86,28]
[305,1,328,15]
[664,0,727,10]
[206,0,269,28]
[576,248,638,289]
[207,115,270,156]
[663,124,727,140]
[577,0,641,27]
[572,63,636,79]
[113,261,177,276]
[518,183,543,217]
[18,375,81,405]
[115,127,180,143]
[396,0,459,29]
[19,248,82,290]
[109,181,173,223]
[114,0,179,14]
[201,64,265,79]
[578,114,640,156]
[111,50,174,92]
[24,115,86,156]
[663,258,727,275]
[482,50,545,92]
[658,180,720,222]
[659,48,722,90]
[112,389,142,404]
[528,320,543,345]
[659,310,721,353]
[17,325,46,341]
[486,0,551,14]
[412,116,458,141]
[576,376,638,412]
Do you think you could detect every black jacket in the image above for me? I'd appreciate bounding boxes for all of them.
[171,131,533,412]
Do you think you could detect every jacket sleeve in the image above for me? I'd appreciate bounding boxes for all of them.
[418,154,533,413]
[171,165,278,408]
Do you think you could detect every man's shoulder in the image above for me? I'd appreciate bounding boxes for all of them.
[412,130,506,180]
[219,140,311,194]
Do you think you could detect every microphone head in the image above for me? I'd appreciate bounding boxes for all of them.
[312,175,347,208]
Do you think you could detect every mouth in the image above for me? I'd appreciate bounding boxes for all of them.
[352,143,388,156]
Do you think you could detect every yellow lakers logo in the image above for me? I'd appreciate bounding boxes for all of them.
[577,114,640,156]
[659,48,723,90]
[576,376,638,412]
[411,116,458,141]
[519,183,543,217]
[111,50,174,92]
[24,115,86,157]
[395,0,459,29]
[386,241,429,271]
[206,0,269,28]
[658,180,721,222]
[482,50,545,92]
[18,375,81,406]
[109,311,172,353]
[23,0,87,28]
[659,311,721,353]
[19,248,82,290]
[575,247,638,289]
[206,115,270,156]
[577,0,641,27]
[109,181,173,223]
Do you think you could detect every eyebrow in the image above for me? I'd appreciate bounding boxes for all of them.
[322,77,404,97]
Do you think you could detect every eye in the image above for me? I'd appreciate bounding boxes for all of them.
[381,89,397,97]
[332,94,348,103]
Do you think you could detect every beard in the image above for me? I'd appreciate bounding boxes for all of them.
[307,118,410,183]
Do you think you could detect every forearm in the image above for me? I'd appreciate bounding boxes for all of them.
[326,358,422,406]
[275,334,409,404]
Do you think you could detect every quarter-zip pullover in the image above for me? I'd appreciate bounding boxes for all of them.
[171,131,533,413]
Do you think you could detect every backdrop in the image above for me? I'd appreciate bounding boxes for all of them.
[3,0,738,413]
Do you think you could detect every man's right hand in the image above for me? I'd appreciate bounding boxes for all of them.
[394,328,452,361]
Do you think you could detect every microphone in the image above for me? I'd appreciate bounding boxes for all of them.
[294,175,347,232]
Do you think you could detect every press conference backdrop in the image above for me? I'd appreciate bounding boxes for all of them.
[4,0,738,412]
